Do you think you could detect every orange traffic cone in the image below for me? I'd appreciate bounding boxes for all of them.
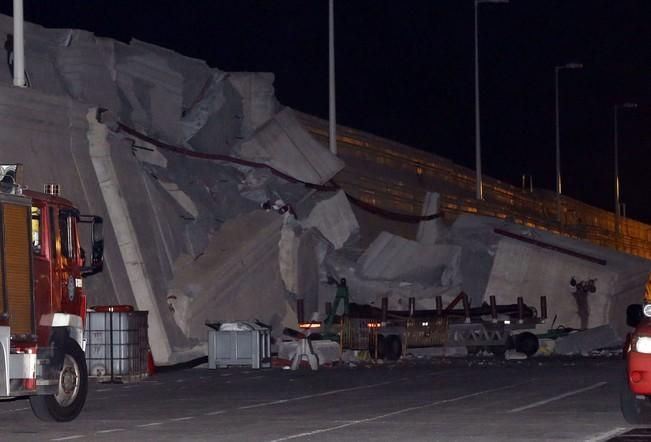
[147,350,156,376]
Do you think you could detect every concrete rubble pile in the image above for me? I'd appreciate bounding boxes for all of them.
[0,15,648,364]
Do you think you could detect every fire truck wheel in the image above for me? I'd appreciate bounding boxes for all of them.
[621,372,651,424]
[30,338,88,422]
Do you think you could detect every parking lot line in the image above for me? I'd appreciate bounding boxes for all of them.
[506,381,607,413]
[96,428,125,434]
[239,380,394,410]
[584,427,627,442]
[136,422,164,428]
[267,382,522,441]
[0,406,29,414]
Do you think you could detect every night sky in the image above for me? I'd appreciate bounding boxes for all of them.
[1,1,649,222]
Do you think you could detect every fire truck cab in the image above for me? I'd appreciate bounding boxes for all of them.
[0,164,103,421]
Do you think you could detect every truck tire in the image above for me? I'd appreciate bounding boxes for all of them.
[514,332,539,357]
[30,338,88,422]
[621,372,651,424]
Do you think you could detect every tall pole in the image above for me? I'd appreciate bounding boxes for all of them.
[474,0,508,201]
[614,102,638,236]
[12,0,26,88]
[613,105,620,230]
[474,1,482,200]
[554,67,561,196]
[554,66,561,222]
[553,62,582,223]
[328,0,337,155]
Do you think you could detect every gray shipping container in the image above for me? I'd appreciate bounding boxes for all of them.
[85,310,149,382]
[208,321,271,369]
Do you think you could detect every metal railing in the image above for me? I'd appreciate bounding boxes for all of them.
[297,112,651,260]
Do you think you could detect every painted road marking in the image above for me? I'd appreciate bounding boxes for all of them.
[96,429,125,434]
[170,416,195,422]
[267,383,522,442]
[203,410,226,416]
[51,436,84,441]
[136,422,164,428]
[584,427,628,442]
[239,381,394,410]
[507,381,607,413]
[0,406,29,414]
[96,388,111,392]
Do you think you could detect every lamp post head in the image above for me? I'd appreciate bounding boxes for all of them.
[476,0,509,4]
[564,62,583,69]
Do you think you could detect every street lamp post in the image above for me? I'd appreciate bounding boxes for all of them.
[328,0,337,156]
[12,0,26,88]
[613,102,637,235]
[554,62,582,222]
[474,0,508,201]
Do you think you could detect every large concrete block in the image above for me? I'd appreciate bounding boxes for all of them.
[234,107,344,185]
[554,325,623,355]
[229,72,278,137]
[357,232,461,286]
[301,190,359,250]
[417,192,447,245]
[168,211,291,341]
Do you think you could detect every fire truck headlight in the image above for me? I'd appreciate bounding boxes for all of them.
[635,336,651,354]
[643,304,651,318]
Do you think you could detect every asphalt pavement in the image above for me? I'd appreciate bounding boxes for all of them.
[0,356,638,441]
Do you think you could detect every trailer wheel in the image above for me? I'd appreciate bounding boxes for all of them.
[514,332,539,357]
[384,335,402,361]
[30,338,88,422]
[621,372,651,424]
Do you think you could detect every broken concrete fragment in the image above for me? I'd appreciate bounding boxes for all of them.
[229,72,279,137]
[234,107,345,185]
[417,192,447,244]
[278,220,330,316]
[186,73,243,154]
[322,251,461,311]
[357,231,462,286]
[301,190,359,250]
[168,210,290,340]
[114,47,185,143]
[278,339,341,365]
[554,325,623,355]
[157,180,199,220]
[504,349,527,360]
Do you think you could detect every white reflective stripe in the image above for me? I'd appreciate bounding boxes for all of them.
[9,353,36,379]
[38,313,83,329]
[0,327,9,396]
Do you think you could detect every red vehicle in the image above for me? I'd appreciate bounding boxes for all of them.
[621,302,651,423]
[0,165,103,421]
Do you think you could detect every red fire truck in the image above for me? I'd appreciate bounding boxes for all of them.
[621,301,651,423]
[0,164,103,421]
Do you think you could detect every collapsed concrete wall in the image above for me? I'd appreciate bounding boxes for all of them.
[0,13,648,365]
[0,14,345,363]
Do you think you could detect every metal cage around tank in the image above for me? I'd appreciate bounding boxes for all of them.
[84,306,149,383]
